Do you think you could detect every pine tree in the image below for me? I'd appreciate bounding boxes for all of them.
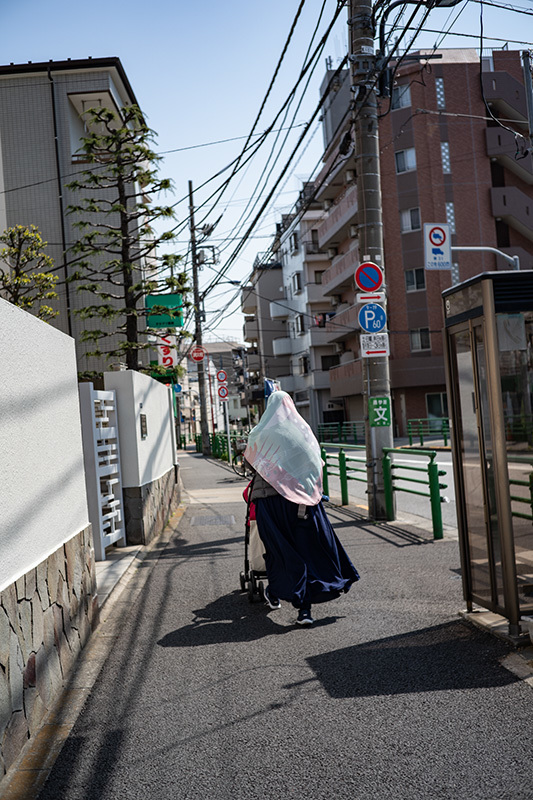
[67,104,188,373]
[0,224,59,321]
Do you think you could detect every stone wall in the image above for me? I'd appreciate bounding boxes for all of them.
[123,465,181,545]
[0,525,97,778]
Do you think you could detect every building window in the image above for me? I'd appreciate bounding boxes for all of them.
[391,84,411,110]
[290,231,299,252]
[314,270,325,284]
[295,314,305,334]
[410,327,431,352]
[405,268,426,292]
[440,142,451,174]
[291,272,302,294]
[321,354,340,370]
[299,356,310,375]
[426,392,448,419]
[435,77,445,109]
[395,148,416,174]
[445,201,456,234]
[400,207,421,233]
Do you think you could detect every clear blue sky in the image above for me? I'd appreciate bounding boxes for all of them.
[1,0,530,343]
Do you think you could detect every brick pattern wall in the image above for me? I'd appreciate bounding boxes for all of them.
[0,525,97,777]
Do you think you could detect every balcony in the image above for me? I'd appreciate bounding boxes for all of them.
[270,297,291,320]
[272,337,293,357]
[329,358,363,398]
[482,72,529,132]
[322,249,358,295]
[246,353,261,372]
[303,241,328,260]
[241,286,256,314]
[325,305,358,343]
[311,369,332,390]
[316,183,358,250]
[309,327,331,347]
[243,316,258,343]
[491,186,533,243]
[278,374,297,393]
[306,282,326,304]
[486,128,533,184]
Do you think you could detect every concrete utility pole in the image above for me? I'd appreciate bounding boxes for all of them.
[189,180,211,456]
[348,0,394,519]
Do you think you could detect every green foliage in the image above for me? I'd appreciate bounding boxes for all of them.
[0,224,59,321]
[67,104,190,370]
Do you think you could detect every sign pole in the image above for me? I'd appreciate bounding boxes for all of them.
[223,394,232,465]
[349,0,394,519]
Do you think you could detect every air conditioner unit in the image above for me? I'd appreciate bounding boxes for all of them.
[327,247,338,259]
[323,200,332,211]
[350,225,358,238]
[335,342,346,354]
[345,170,355,183]
[330,295,341,306]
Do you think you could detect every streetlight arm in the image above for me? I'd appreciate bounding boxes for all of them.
[450,246,520,270]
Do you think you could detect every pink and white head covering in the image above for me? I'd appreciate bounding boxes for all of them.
[244,390,323,505]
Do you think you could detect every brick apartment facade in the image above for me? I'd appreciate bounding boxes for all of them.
[316,47,533,435]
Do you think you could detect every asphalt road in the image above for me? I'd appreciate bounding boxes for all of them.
[36,452,533,800]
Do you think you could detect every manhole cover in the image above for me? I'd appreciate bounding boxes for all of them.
[190,515,236,526]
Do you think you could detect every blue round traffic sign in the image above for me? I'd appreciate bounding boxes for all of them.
[354,262,384,292]
[358,303,387,333]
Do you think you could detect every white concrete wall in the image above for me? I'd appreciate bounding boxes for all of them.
[104,370,177,488]
[0,299,90,592]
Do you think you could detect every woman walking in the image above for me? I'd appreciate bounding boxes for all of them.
[244,391,359,626]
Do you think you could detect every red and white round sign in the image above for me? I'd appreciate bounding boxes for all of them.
[218,384,229,400]
[189,345,207,362]
[216,369,228,382]
[428,226,446,247]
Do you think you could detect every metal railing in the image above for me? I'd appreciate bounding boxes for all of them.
[382,448,447,540]
[508,455,533,521]
[317,421,366,444]
[195,432,249,463]
[320,443,367,505]
[407,417,450,447]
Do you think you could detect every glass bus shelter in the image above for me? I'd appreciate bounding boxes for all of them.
[443,271,533,638]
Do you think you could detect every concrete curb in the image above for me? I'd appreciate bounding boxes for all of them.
[0,504,187,800]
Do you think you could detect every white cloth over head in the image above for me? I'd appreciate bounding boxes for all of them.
[244,391,323,505]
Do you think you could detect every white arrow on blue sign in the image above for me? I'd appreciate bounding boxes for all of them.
[358,303,387,333]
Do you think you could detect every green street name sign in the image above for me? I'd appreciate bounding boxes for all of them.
[369,396,391,427]
[146,293,183,328]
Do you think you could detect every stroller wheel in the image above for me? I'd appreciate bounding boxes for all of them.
[247,583,256,603]
[239,571,246,592]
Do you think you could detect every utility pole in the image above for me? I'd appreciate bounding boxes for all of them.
[349,0,394,519]
[188,180,211,456]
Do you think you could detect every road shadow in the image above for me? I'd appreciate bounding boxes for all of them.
[307,620,517,698]
[157,590,338,647]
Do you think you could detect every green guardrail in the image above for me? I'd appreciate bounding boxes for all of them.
[407,418,450,447]
[195,432,250,463]
[507,455,533,521]
[318,422,366,444]
[382,448,447,540]
[320,443,366,506]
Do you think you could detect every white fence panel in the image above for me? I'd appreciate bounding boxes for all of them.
[79,384,126,560]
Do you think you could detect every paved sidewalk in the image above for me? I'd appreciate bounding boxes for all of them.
[3,450,533,800]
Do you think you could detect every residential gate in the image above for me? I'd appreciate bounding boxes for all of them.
[79,383,126,561]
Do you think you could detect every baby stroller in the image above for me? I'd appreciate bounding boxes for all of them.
[239,478,268,603]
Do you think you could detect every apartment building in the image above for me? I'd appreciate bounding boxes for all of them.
[267,185,343,429]
[240,256,290,413]
[0,57,146,374]
[316,48,533,434]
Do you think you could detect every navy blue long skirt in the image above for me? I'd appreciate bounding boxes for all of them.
[255,495,360,609]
